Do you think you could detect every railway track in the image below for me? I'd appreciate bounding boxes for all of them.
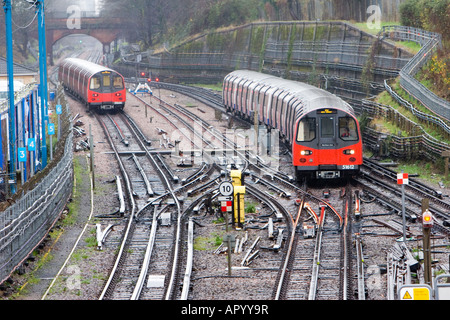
[71,84,449,301]
[95,111,185,300]
[95,83,234,300]
[361,158,450,231]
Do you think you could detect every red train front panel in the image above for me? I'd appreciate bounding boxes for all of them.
[293,108,363,179]
[87,71,126,110]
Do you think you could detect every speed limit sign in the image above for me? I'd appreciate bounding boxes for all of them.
[219,181,234,196]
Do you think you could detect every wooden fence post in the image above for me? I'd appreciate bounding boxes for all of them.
[442,150,450,180]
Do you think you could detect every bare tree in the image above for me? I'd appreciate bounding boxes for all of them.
[99,0,173,48]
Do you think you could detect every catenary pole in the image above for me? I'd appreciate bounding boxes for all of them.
[3,0,16,194]
[36,0,48,168]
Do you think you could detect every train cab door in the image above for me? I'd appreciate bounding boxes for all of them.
[101,71,113,103]
[317,109,338,165]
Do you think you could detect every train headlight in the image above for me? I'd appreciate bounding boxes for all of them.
[343,149,355,155]
[115,93,122,96]
[300,150,312,156]
[93,93,99,97]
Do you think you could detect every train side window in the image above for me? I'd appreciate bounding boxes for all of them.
[113,76,124,89]
[339,117,358,141]
[90,76,101,90]
[297,117,316,142]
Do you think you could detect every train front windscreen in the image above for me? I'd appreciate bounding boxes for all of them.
[90,71,124,93]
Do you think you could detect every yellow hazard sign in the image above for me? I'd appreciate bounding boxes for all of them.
[399,285,432,300]
[402,290,412,300]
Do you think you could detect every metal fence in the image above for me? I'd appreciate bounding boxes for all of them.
[361,98,450,161]
[381,26,450,121]
[384,79,450,137]
[0,87,73,285]
[140,21,412,82]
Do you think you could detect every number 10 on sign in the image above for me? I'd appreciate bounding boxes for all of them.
[219,181,233,196]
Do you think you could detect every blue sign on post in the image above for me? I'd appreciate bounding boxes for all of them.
[48,123,55,135]
[28,138,36,151]
[56,104,62,115]
[18,147,27,162]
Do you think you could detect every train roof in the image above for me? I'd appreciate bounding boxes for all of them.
[226,70,354,115]
[59,58,119,77]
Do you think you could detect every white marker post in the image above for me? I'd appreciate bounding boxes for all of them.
[397,171,409,242]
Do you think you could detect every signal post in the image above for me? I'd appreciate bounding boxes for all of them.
[422,199,433,287]
[218,176,244,276]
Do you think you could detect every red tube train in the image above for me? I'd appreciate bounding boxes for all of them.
[223,70,363,180]
[58,58,126,111]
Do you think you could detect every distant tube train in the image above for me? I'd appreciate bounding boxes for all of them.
[58,58,126,111]
[223,70,363,179]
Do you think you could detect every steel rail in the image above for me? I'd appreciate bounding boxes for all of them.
[341,197,349,300]
[274,196,305,300]
[97,114,137,300]
[180,218,194,300]
[363,159,450,212]
[118,111,182,300]
[130,206,159,300]
[107,114,129,146]
[340,188,352,300]
[178,188,222,299]
[138,86,253,173]
[308,206,326,300]
[131,153,154,196]
[125,91,224,299]
[355,233,365,300]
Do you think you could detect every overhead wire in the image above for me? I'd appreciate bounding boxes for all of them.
[12,10,38,29]
[0,1,38,43]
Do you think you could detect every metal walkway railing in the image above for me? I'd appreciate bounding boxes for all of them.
[381,25,450,121]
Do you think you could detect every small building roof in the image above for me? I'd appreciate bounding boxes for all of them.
[0,57,37,76]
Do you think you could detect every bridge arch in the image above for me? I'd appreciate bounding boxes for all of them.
[52,34,104,61]
[44,16,124,65]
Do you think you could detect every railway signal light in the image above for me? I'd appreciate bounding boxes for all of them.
[147,78,151,82]
[422,209,433,228]
[155,77,159,82]
[140,72,146,77]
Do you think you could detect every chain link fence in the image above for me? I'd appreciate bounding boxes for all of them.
[0,85,73,285]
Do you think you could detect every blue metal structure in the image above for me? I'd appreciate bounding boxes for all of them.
[36,0,48,169]
[3,0,16,192]
[0,86,41,184]
[2,0,49,192]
